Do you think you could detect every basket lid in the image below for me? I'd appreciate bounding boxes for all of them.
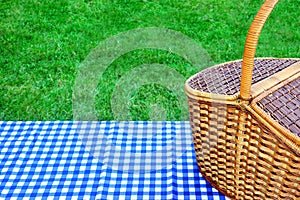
[186,58,299,96]
[254,69,300,138]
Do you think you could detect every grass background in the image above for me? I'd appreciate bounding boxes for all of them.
[1,0,299,120]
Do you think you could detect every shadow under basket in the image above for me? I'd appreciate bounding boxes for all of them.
[185,1,300,199]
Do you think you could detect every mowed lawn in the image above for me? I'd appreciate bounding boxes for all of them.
[1,0,299,120]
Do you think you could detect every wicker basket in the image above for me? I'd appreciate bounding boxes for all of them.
[185,0,300,199]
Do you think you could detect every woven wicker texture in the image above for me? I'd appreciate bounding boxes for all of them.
[185,0,300,199]
[188,98,300,199]
[187,58,300,95]
[257,76,300,138]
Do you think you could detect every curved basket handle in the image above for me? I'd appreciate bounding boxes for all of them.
[240,0,279,100]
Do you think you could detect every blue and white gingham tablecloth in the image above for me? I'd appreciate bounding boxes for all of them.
[0,121,227,199]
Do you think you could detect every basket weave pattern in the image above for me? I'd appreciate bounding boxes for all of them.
[185,0,300,199]
[257,77,300,136]
[188,59,299,95]
[188,98,300,199]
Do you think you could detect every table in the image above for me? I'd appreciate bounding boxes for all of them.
[0,121,227,199]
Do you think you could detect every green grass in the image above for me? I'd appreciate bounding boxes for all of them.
[1,0,299,120]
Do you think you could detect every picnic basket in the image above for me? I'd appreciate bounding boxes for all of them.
[185,0,300,199]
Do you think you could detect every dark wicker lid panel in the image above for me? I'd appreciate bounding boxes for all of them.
[188,58,299,95]
[257,76,300,137]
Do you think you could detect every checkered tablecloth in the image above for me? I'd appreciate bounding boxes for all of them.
[0,121,227,199]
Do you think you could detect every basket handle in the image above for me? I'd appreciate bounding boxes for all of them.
[240,0,279,100]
